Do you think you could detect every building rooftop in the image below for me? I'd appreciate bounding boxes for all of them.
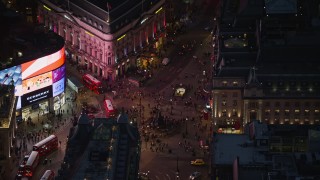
[264,0,297,15]
[213,121,320,179]
[72,122,112,179]
[45,0,164,34]
[0,6,64,70]
[213,134,268,165]
[57,112,140,180]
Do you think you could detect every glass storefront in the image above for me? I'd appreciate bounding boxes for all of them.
[53,92,66,111]
[39,101,49,115]
[21,99,49,119]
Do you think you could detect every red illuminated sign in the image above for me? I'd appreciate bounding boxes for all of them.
[21,47,65,80]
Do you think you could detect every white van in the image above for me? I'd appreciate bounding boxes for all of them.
[162,58,170,65]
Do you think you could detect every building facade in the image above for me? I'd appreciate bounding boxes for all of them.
[212,0,320,132]
[0,85,18,179]
[38,0,166,81]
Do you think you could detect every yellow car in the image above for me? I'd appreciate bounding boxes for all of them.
[190,159,205,166]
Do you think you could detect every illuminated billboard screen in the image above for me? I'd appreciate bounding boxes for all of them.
[52,77,65,97]
[0,65,22,94]
[52,64,65,83]
[0,65,22,108]
[22,71,52,94]
[0,46,65,109]
[21,47,65,80]
[21,85,53,107]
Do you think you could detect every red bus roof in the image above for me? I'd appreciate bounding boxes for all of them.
[40,170,54,180]
[25,151,39,166]
[34,135,57,148]
[104,99,114,111]
[83,74,101,84]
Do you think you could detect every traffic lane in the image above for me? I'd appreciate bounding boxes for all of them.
[140,126,211,180]
[141,153,209,180]
[32,123,72,179]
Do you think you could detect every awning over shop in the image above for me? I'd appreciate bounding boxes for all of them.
[67,77,84,93]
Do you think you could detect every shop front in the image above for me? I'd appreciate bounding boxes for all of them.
[53,92,66,111]
[21,99,49,120]
[136,53,159,70]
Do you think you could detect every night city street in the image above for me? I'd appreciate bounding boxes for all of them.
[2,0,320,180]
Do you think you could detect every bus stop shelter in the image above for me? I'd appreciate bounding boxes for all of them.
[67,77,84,93]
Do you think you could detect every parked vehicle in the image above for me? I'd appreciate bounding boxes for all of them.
[162,58,170,65]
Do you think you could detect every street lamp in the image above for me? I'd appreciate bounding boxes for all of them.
[176,156,179,179]
[139,91,142,125]
[185,117,188,135]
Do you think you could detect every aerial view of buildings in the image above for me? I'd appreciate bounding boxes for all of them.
[0,0,320,179]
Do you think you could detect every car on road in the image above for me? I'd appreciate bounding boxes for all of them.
[162,58,170,66]
[191,159,205,166]
[189,171,202,180]
[138,171,150,180]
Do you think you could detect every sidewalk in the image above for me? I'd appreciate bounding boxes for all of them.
[10,86,85,179]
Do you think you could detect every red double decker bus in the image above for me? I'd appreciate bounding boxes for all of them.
[82,74,103,94]
[104,99,116,118]
[24,151,39,177]
[40,170,55,180]
[33,135,58,157]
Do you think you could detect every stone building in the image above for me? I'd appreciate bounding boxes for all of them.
[38,0,166,81]
[212,0,320,132]
[0,85,18,179]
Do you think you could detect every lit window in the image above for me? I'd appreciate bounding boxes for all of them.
[285,110,290,116]
[233,81,238,86]
[233,100,237,106]
[222,109,227,117]
[265,110,270,116]
[232,109,237,116]
[222,81,227,86]
[222,100,226,106]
